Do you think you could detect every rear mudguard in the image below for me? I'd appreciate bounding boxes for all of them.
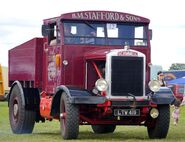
[151,87,175,105]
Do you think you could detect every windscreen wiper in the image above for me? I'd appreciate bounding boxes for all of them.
[84,21,96,30]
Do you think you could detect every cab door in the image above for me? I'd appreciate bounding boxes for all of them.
[42,22,62,94]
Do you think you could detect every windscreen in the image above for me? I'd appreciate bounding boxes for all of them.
[63,21,148,46]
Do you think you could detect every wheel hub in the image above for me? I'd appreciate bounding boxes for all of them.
[13,103,18,117]
[60,113,66,119]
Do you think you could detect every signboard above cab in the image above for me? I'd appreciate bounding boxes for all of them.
[61,11,150,23]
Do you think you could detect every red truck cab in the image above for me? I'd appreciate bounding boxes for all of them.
[8,11,175,139]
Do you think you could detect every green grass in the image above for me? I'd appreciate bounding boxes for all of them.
[1,101,185,142]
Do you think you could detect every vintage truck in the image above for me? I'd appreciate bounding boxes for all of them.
[8,11,175,139]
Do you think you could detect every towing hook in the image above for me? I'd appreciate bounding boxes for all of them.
[128,93,136,108]
[131,101,136,108]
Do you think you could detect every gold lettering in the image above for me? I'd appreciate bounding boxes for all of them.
[87,12,92,19]
[135,17,141,22]
[96,12,101,20]
[109,13,114,20]
[79,13,84,19]
[101,12,106,20]
[72,13,77,19]
[120,15,125,21]
[105,13,109,20]
[75,13,82,19]
[84,12,89,19]
[114,13,119,20]
[125,15,141,22]
[125,15,130,21]
[91,12,97,20]
[71,12,141,22]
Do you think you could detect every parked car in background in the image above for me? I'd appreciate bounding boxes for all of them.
[168,84,184,102]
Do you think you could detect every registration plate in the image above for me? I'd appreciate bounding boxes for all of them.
[114,109,140,116]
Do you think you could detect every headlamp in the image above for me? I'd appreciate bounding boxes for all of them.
[148,80,160,92]
[95,78,108,92]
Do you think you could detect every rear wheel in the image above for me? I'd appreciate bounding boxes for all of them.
[91,125,116,134]
[147,105,170,139]
[60,92,79,139]
[9,84,35,134]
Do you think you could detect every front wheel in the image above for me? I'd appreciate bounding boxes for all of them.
[9,84,35,134]
[60,92,79,139]
[147,105,170,139]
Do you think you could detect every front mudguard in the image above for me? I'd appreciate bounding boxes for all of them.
[151,87,175,105]
[56,85,106,104]
[50,85,106,117]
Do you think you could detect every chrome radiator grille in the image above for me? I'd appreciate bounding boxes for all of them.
[111,56,144,97]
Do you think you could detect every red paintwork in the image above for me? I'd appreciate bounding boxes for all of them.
[61,45,150,91]
[42,45,62,94]
[142,107,150,114]
[9,38,44,88]
[84,48,107,60]
[9,44,150,92]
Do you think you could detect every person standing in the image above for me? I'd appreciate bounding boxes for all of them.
[172,100,181,126]
[157,71,166,87]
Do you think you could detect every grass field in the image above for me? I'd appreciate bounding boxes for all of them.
[1,101,185,142]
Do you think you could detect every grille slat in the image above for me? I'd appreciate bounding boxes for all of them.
[111,56,144,97]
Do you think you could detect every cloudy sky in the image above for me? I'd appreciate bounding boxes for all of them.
[0,0,185,70]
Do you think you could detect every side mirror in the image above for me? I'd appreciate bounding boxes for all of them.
[41,24,50,36]
[149,29,152,40]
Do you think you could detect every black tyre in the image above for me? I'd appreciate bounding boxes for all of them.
[91,125,116,134]
[60,92,79,139]
[147,105,170,139]
[9,84,35,134]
